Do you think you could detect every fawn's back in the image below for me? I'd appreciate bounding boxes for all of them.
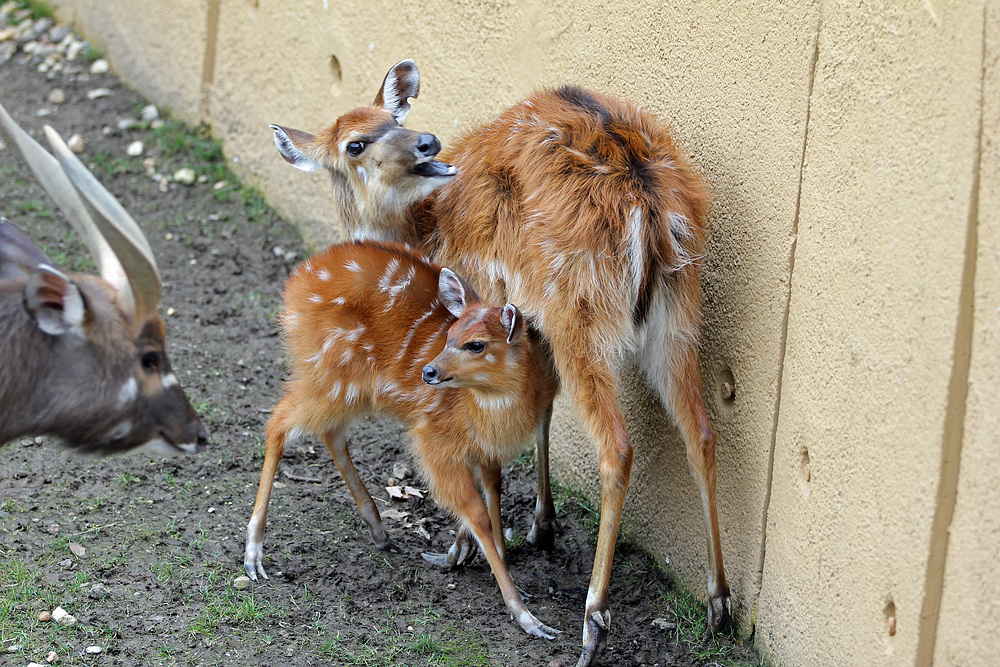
[279,240,554,467]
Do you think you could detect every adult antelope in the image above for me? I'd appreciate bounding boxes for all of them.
[270,60,731,665]
[0,100,205,455]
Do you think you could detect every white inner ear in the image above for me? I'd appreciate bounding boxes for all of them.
[502,304,518,344]
[272,127,320,173]
[438,268,467,318]
[28,264,86,336]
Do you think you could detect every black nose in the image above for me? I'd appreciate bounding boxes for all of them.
[196,425,209,447]
[422,364,438,384]
[415,133,441,158]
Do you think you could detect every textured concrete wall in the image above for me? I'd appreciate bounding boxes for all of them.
[49,0,999,663]
[52,0,208,124]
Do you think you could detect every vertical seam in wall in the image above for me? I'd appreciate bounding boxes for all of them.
[751,11,822,617]
[199,0,221,124]
[914,6,986,664]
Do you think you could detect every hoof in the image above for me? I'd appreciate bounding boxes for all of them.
[707,594,733,634]
[574,610,609,667]
[526,516,563,551]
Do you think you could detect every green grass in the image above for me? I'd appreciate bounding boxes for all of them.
[10,0,54,22]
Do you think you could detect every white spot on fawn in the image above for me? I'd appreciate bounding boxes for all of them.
[317,268,331,281]
[345,260,362,273]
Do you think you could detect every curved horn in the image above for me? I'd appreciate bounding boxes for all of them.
[0,99,161,322]
[43,125,161,323]
[0,100,124,289]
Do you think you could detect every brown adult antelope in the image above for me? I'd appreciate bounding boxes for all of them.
[244,240,559,638]
[0,100,205,455]
[270,60,731,665]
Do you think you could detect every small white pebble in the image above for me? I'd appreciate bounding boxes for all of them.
[85,645,102,654]
[6,644,22,653]
[89,58,109,74]
[86,87,112,100]
[45,650,58,663]
[48,88,65,104]
[166,307,176,316]
[51,606,68,622]
[173,167,196,184]
[126,140,143,157]
[165,233,174,241]
[139,104,159,122]
[233,576,251,590]
[213,180,228,190]
[67,134,85,154]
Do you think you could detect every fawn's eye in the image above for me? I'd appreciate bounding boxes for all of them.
[141,351,161,371]
[346,141,366,157]
[463,341,486,354]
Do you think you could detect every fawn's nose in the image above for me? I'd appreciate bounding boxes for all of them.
[422,364,439,384]
[415,133,441,158]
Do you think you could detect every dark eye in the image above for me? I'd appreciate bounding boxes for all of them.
[346,141,366,157]
[463,341,486,354]
[141,351,161,371]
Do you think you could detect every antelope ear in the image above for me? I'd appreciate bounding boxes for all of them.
[438,267,479,318]
[374,59,420,123]
[24,264,86,337]
[271,124,321,172]
[0,218,53,281]
[500,304,524,344]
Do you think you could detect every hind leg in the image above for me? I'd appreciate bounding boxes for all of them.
[245,394,297,580]
[640,293,732,632]
[321,427,403,553]
[526,402,562,549]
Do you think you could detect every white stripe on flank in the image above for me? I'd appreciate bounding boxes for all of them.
[627,206,645,301]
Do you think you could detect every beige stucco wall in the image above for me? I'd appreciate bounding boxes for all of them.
[50,0,999,663]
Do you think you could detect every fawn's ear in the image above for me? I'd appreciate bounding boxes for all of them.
[270,124,322,172]
[500,303,524,344]
[374,59,420,124]
[24,264,86,337]
[438,267,480,318]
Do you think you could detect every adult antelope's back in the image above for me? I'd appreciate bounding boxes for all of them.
[271,60,732,666]
[0,100,205,455]
[244,240,559,638]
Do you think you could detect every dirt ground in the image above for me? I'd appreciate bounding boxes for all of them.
[0,14,759,667]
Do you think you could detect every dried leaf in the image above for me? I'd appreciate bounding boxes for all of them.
[380,508,410,521]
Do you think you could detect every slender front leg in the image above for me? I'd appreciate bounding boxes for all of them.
[526,402,562,549]
[479,461,507,566]
[245,395,294,580]
[430,454,560,640]
[321,427,403,553]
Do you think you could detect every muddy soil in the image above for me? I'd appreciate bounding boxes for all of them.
[0,17,758,667]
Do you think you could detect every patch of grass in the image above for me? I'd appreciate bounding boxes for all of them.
[14,199,53,219]
[89,150,142,177]
[189,589,282,636]
[553,482,600,537]
[11,0,53,22]
[152,120,228,184]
